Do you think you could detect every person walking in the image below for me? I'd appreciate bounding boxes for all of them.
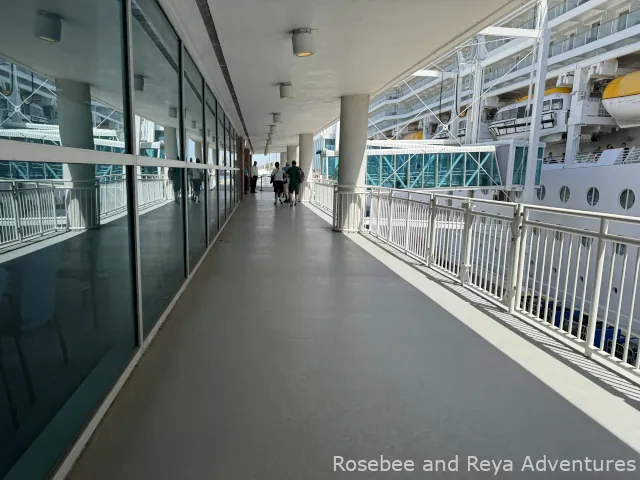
[251,161,259,193]
[286,160,302,207]
[191,158,203,203]
[282,161,291,203]
[168,166,181,203]
[271,162,285,205]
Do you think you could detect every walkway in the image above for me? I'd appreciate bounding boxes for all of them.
[70,192,640,479]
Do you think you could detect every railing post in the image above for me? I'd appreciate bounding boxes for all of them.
[459,201,475,284]
[507,203,527,313]
[585,218,609,357]
[374,189,381,237]
[35,182,44,236]
[404,201,412,253]
[386,195,394,244]
[10,183,22,242]
[427,195,437,266]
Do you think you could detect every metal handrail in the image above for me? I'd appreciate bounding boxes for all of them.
[316,180,640,374]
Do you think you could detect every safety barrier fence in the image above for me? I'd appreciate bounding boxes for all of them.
[0,175,173,250]
[307,181,640,375]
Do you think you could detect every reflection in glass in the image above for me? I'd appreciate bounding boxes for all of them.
[0,162,135,478]
[184,52,203,163]
[217,104,225,166]
[205,87,217,165]
[132,0,181,160]
[139,167,185,334]
[187,166,206,270]
[207,170,219,241]
[218,170,226,226]
[0,2,125,158]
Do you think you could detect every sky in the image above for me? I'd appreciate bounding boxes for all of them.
[252,153,281,167]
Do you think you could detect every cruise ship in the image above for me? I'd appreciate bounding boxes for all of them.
[311,0,640,363]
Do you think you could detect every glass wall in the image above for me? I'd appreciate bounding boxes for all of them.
[0,0,241,476]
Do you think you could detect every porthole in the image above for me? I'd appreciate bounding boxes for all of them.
[615,243,627,256]
[553,267,557,273]
[619,189,635,210]
[613,286,619,295]
[586,187,599,206]
[559,186,570,203]
[537,185,546,201]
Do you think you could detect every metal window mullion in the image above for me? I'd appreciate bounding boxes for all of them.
[122,0,144,347]
[179,42,189,276]
[202,74,209,246]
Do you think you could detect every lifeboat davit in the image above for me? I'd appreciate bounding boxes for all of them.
[602,71,640,128]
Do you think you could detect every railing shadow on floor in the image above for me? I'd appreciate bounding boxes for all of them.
[366,234,640,410]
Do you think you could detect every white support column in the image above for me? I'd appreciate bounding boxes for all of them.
[287,145,297,165]
[299,134,313,202]
[279,151,287,167]
[523,0,550,204]
[164,127,179,160]
[336,94,369,231]
[564,67,589,166]
[468,58,484,144]
[57,78,98,229]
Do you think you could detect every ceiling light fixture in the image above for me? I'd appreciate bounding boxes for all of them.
[134,74,145,92]
[35,10,62,43]
[273,113,282,124]
[292,28,315,57]
[279,83,292,99]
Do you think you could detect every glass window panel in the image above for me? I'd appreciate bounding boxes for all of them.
[0,3,125,155]
[0,162,135,478]
[438,153,451,187]
[381,155,394,188]
[207,169,219,240]
[409,154,423,188]
[395,154,408,189]
[183,52,203,163]
[217,105,225,166]
[218,170,226,225]
[551,99,563,110]
[132,0,180,159]
[187,167,206,269]
[139,166,185,334]
[366,155,381,186]
[205,88,216,165]
[424,154,436,188]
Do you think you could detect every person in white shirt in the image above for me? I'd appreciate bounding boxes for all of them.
[250,161,259,193]
[271,162,285,205]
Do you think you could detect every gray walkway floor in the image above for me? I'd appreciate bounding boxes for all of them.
[70,192,640,479]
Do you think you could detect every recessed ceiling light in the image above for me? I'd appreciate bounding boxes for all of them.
[292,28,314,57]
[35,10,62,43]
[279,83,292,99]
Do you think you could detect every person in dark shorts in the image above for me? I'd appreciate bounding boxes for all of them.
[286,160,301,206]
[271,161,285,205]
[191,158,203,203]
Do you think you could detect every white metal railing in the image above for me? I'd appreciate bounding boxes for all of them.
[574,152,602,164]
[325,183,640,376]
[619,147,640,165]
[0,175,173,250]
[306,180,336,214]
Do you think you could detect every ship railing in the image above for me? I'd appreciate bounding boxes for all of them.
[0,175,173,250]
[619,147,640,165]
[574,152,602,163]
[309,181,640,377]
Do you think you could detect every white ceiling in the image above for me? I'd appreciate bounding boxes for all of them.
[207,0,526,152]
